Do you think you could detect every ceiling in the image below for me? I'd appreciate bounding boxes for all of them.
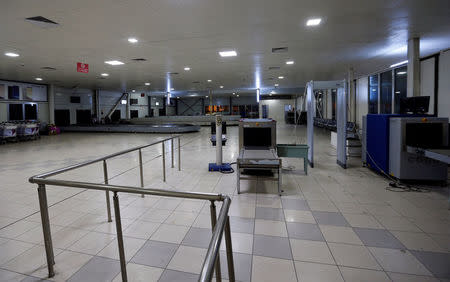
[1,0,449,94]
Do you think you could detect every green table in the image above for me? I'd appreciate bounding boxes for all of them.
[276,144,309,174]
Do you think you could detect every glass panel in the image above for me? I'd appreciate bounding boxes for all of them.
[331,90,337,120]
[394,67,407,113]
[380,71,392,114]
[368,75,378,114]
[24,104,37,120]
[9,104,23,120]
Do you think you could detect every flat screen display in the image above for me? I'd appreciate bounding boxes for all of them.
[243,127,272,147]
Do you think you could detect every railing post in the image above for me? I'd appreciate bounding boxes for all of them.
[171,138,174,168]
[139,149,144,198]
[162,142,166,182]
[103,160,112,222]
[178,137,181,171]
[37,184,55,278]
[113,192,127,282]
[224,216,235,282]
[209,201,222,282]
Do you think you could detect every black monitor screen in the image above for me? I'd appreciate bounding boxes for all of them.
[400,96,430,114]
[70,96,81,103]
[243,127,272,147]
[405,123,444,148]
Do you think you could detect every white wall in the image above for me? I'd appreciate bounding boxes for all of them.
[355,77,369,128]
[438,50,450,119]
[129,93,149,118]
[99,90,126,119]
[54,87,93,124]
[259,99,294,124]
[420,57,435,114]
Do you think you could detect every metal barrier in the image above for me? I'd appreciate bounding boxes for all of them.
[29,135,235,282]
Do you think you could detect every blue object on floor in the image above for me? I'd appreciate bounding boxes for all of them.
[208,163,232,172]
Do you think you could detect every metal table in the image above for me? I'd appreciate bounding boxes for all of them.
[236,148,282,195]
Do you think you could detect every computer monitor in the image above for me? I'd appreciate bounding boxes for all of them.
[400,96,430,114]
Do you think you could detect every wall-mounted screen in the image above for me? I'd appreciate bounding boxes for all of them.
[9,104,23,120]
[8,86,20,99]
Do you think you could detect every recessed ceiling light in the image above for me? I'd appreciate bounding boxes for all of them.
[101,73,109,77]
[207,79,212,82]
[275,83,279,87]
[145,82,150,86]
[395,91,401,94]
[220,85,224,88]
[132,90,136,92]
[270,91,276,94]
[35,77,43,81]
[184,67,190,71]
[206,96,209,98]
[5,52,19,57]
[219,50,237,57]
[286,61,294,65]
[128,38,138,43]
[171,88,174,91]
[278,76,284,79]
[105,60,124,65]
[390,60,408,68]
[306,18,322,26]
[236,94,240,97]
[233,92,236,95]
[397,71,407,75]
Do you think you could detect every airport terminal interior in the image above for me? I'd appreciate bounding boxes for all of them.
[1,1,450,281]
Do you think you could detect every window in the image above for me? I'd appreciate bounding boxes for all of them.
[394,67,407,113]
[70,96,80,103]
[24,104,38,120]
[130,98,138,105]
[368,75,379,114]
[380,70,392,114]
[9,104,23,120]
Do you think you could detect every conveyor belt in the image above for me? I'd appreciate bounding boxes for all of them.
[60,124,200,134]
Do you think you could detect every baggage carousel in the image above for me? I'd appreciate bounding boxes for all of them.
[60,123,200,134]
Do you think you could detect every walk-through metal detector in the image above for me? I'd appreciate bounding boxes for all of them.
[306,80,348,168]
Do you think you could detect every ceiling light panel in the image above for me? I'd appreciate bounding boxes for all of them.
[390,60,408,68]
[128,38,138,43]
[306,18,322,26]
[35,77,43,81]
[286,61,294,65]
[101,73,109,77]
[105,60,124,65]
[184,67,190,71]
[219,50,237,57]
[5,52,19,57]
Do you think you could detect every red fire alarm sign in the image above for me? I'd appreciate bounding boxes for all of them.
[77,62,89,73]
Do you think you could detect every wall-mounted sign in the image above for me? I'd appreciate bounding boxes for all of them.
[77,62,89,73]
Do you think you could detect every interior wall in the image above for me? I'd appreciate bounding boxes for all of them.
[54,87,93,124]
[356,77,368,128]
[259,99,294,124]
[129,93,149,118]
[438,50,450,119]
[98,90,126,119]
[419,57,435,114]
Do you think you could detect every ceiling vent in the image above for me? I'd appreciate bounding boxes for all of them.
[268,66,280,70]
[41,67,56,71]
[167,72,179,75]
[271,47,288,53]
[25,16,59,28]
[266,77,274,81]
[192,81,200,84]
[132,58,147,62]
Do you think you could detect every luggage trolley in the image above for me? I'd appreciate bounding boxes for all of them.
[0,123,18,143]
[17,121,40,141]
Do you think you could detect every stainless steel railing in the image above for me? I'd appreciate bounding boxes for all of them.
[29,135,235,282]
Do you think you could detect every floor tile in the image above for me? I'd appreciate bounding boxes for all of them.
[123,220,160,239]
[286,222,324,241]
[130,240,178,268]
[0,239,35,265]
[391,231,445,252]
[284,210,316,224]
[158,269,198,282]
[353,227,405,249]
[254,219,287,237]
[253,234,292,260]
[139,209,172,223]
[307,200,339,212]
[410,250,450,279]
[255,207,285,221]
[369,247,431,276]
[98,236,146,261]
[251,255,297,282]
[328,243,382,270]
[387,272,440,282]
[112,263,163,282]
[217,251,252,282]
[32,250,92,282]
[150,224,189,244]
[2,245,63,275]
[67,256,120,282]
[281,198,310,211]
[182,227,211,249]
[312,211,350,227]
[339,266,390,282]
[220,232,253,254]
[256,196,282,208]
[374,215,422,232]
[319,225,363,245]
[51,227,90,249]
[290,238,334,264]
[67,231,115,255]
[164,211,198,226]
[343,213,384,229]
[167,245,206,274]
[295,261,344,282]
[229,216,254,234]
[0,269,26,281]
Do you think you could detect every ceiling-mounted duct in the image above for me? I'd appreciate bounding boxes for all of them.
[167,72,179,75]
[25,16,59,28]
[268,66,281,70]
[271,47,288,53]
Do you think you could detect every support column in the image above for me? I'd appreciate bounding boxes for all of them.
[93,89,100,121]
[48,84,55,124]
[126,93,130,119]
[407,37,420,97]
[348,68,355,122]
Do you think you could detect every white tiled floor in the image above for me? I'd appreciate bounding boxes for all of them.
[0,125,449,281]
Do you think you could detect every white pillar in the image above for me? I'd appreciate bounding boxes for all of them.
[48,84,55,124]
[348,68,355,122]
[407,37,420,97]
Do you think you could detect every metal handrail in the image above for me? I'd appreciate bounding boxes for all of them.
[28,135,235,282]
